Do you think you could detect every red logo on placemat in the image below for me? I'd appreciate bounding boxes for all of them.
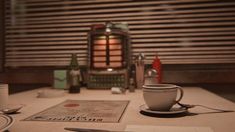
[64,103,80,107]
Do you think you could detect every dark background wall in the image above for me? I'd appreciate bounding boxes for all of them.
[0,0,4,72]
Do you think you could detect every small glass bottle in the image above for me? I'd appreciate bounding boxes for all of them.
[68,53,81,93]
[129,78,135,92]
[129,68,136,92]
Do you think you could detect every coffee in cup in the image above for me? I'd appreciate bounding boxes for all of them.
[143,84,183,111]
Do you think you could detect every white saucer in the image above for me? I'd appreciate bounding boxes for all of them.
[0,114,14,131]
[139,104,188,115]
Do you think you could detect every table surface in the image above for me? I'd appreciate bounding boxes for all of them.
[7,87,235,132]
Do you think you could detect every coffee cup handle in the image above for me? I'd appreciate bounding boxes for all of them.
[175,87,184,103]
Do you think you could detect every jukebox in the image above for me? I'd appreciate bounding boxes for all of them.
[87,22,131,88]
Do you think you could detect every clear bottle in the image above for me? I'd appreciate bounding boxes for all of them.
[129,68,136,92]
[129,78,135,92]
[68,53,81,93]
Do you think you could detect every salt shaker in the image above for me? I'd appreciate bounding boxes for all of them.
[144,69,158,85]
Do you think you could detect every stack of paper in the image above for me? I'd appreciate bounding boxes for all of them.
[125,125,214,132]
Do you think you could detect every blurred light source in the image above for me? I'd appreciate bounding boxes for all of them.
[106,27,111,32]
[107,68,113,72]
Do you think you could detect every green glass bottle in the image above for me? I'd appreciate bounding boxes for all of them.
[68,53,80,93]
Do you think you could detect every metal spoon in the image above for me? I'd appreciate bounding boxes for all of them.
[0,105,23,114]
[64,127,128,132]
[177,102,234,112]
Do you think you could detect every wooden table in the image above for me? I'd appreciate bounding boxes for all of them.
[7,87,235,132]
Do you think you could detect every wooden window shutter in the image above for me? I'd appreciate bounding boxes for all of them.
[4,0,235,67]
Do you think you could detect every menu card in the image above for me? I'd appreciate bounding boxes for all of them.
[24,100,129,123]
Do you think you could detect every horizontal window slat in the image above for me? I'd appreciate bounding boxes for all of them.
[6,41,87,46]
[6,7,235,22]
[6,21,235,33]
[7,47,235,55]
[132,41,235,47]
[133,51,235,56]
[5,59,235,67]
[159,55,235,59]
[6,27,235,39]
[131,27,235,34]
[6,54,87,58]
[6,31,235,43]
[7,54,235,60]
[6,58,87,62]
[130,22,235,29]
[6,41,235,47]
[7,50,235,56]
[132,36,235,42]
[6,33,86,38]
[19,1,202,12]
[6,45,87,50]
[132,32,235,38]
[10,2,235,18]
[132,47,235,52]
[6,50,87,55]
[18,0,135,6]
[5,61,87,66]
[6,12,235,26]
[6,17,235,30]
[160,59,235,64]
[19,0,213,9]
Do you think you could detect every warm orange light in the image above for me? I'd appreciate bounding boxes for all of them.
[94,39,106,45]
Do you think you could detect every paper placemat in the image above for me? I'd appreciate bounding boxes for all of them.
[125,125,214,132]
[24,100,129,123]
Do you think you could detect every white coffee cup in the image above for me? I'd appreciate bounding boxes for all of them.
[143,84,184,111]
[0,84,9,110]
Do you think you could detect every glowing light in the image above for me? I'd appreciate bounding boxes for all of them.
[107,68,113,72]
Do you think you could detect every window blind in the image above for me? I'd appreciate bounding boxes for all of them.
[4,0,235,67]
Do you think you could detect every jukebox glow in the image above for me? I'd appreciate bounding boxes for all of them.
[92,35,124,68]
[87,22,131,88]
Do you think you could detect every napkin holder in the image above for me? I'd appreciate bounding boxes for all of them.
[53,70,68,89]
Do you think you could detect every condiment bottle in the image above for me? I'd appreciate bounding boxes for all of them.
[68,53,81,93]
[152,53,162,83]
